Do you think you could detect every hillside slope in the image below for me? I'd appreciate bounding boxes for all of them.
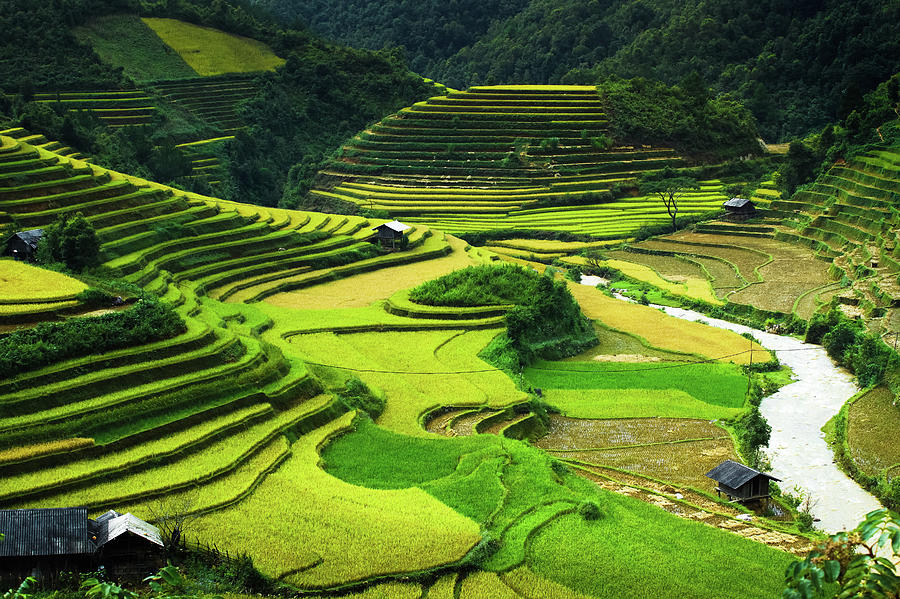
[257,0,900,141]
[306,84,757,240]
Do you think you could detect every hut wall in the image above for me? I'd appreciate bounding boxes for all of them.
[97,535,164,582]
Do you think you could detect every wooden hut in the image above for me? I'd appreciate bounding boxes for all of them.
[94,511,165,581]
[705,460,780,503]
[371,220,411,249]
[0,508,164,585]
[722,198,756,221]
[0,508,95,584]
[3,229,43,261]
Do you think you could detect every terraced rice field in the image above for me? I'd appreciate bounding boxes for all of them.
[312,86,727,239]
[154,77,260,134]
[32,91,158,129]
[0,129,815,595]
[0,134,498,589]
[626,231,833,316]
[847,385,900,479]
[285,328,525,435]
[765,149,900,325]
[566,281,770,364]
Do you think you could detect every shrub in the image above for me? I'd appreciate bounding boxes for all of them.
[338,377,385,419]
[75,287,116,308]
[577,500,603,521]
[0,300,185,379]
[37,212,100,272]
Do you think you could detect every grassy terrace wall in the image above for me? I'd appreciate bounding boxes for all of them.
[312,85,728,240]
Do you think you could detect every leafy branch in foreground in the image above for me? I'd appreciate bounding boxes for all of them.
[783,508,899,599]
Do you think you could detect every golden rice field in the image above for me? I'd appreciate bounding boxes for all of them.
[0,260,87,303]
[190,413,481,588]
[264,236,481,309]
[284,329,525,436]
[566,282,769,364]
[141,17,285,75]
[587,257,722,305]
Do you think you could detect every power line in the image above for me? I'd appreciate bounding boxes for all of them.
[300,343,828,376]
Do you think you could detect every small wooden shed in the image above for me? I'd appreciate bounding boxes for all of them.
[705,460,780,503]
[722,198,756,220]
[371,220,411,249]
[0,508,95,584]
[94,511,165,581]
[0,508,165,585]
[3,229,43,261]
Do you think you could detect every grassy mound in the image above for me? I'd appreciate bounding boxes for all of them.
[411,264,597,365]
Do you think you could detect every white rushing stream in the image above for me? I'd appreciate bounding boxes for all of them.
[653,305,883,533]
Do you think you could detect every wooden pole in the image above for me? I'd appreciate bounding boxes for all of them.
[748,335,753,391]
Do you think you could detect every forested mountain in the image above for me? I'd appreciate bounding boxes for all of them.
[250,0,530,75]
[0,0,434,207]
[255,0,900,141]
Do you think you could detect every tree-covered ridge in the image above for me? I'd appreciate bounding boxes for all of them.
[250,0,531,76]
[0,0,435,208]
[257,0,900,141]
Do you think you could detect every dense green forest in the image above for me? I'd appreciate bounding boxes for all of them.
[250,0,531,75]
[254,0,900,141]
[0,0,434,207]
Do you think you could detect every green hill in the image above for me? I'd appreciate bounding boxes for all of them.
[0,1,436,206]
[303,83,758,240]
[256,0,900,141]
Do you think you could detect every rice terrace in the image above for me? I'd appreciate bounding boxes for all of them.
[1,1,899,598]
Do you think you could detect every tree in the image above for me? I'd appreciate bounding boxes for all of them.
[639,167,700,233]
[38,212,100,272]
[783,508,900,599]
[148,493,199,549]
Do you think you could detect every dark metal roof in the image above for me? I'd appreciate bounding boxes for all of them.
[0,508,94,557]
[723,197,754,209]
[705,460,780,488]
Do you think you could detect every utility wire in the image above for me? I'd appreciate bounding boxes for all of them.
[302,344,824,375]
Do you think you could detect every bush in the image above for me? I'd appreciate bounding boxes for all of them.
[37,212,100,272]
[75,287,116,308]
[338,377,385,419]
[577,500,603,521]
[810,308,899,388]
[0,300,185,379]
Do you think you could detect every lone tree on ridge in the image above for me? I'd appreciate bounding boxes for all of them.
[639,167,700,233]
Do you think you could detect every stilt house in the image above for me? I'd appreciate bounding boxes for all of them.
[705,460,780,503]
[3,229,43,261]
[371,220,411,249]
